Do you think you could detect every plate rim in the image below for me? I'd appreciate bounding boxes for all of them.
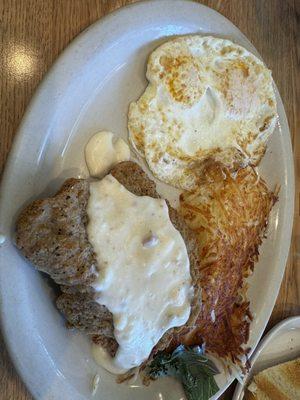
[0,1,295,399]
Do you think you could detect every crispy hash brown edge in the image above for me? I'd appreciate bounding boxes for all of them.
[177,162,278,366]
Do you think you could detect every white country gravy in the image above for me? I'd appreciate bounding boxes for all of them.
[87,175,192,373]
[85,131,130,178]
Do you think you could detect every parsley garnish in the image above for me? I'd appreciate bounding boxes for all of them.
[147,345,219,400]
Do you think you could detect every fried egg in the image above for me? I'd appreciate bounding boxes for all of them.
[128,36,277,190]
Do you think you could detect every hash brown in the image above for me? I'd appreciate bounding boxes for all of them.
[178,162,277,362]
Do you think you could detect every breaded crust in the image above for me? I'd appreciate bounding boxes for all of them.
[56,293,114,337]
[16,161,201,358]
[16,179,98,287]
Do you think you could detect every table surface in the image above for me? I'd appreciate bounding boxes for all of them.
[0,0,299,399]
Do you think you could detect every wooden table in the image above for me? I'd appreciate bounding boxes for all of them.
[0,1,298,399]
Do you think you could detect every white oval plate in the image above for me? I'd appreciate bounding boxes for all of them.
[233,316,300,400]
[0,1,294,399]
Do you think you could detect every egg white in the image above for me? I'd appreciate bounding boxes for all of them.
[128,36,277,190]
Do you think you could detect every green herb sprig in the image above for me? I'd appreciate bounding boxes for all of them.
[148,345,219,400]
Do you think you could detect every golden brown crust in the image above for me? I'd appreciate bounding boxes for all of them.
[247,358,300,400]
[178,162,277,362]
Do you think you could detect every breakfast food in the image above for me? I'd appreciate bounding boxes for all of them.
[88,174,193,372]
[15,160,276,374]
[245,357,300,399]
[128,35,277,190]
[178,162,277,362]
[16,161,201,372]
[15,32,281,400]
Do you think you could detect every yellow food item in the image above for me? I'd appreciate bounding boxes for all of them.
[245,358,300,399]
